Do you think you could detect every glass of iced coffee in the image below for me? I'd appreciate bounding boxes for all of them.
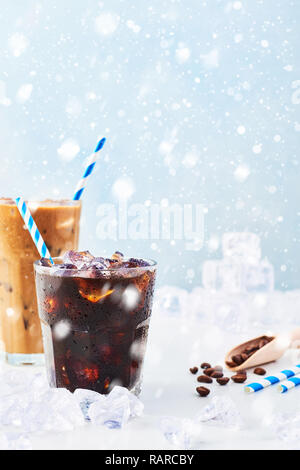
[34,251,157,395]
[0,199,81,365]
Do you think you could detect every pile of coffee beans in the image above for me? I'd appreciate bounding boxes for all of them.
[225,336,273,368]
[190,361,267,397]
[190,363,230,397]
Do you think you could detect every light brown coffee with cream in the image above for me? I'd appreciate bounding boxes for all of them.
[0,199,81,363]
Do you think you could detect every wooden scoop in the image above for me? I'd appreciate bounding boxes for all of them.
[225,328,300,372]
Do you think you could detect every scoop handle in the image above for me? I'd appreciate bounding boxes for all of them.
[290,327,300,348]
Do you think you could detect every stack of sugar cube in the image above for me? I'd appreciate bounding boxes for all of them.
[202,232,274,293]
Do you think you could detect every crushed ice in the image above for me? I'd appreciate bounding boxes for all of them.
[160,417,201,450]
[196,396,243,429]
[87,386,144,429]
[0,368,144,449]
[160,397,243,449]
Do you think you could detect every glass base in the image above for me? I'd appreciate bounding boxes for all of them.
[130,377,142,397]
[6,353,45,366]
[0,350,6,363]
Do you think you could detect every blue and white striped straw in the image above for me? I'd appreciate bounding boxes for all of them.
[15,197,54,264]
[73,137,106,201]
[244,365,300,393]
[278,376,300,394]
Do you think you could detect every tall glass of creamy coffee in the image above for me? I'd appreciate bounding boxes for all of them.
[0,199,81,365]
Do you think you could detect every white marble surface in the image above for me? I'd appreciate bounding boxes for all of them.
[1,311,299,450]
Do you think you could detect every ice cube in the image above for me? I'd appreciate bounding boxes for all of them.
[78,257,112,278]
[88,395,125,429]
[202,258,273,294]
[126,258,150,267]
[78,250,95,260]
[222,232,261,263]
[63,250,94,269]
[111,251,124,262]
[88,257,112,272]
[196,396,243,429]
[160,417,200,450]
[221,261,244,292]
[92,257,110,268]
[243,259,274,292]
[53,263,78,277]
[0,379,85,432]
[202,260,222,290]
[0,369,86,433]
[73,388,102,420]
[38,257,53,267]
[202,260,243,293]
[88,386,144,428]
[56,263,77,270]
[23,388,85,432]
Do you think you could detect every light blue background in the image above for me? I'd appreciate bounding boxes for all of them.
[0,0,299,289]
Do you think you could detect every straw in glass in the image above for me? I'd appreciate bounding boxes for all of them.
[15,197,54,264]
[73,137,106,201]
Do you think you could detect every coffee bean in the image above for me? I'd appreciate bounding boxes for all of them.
[203,368,215,376]
[217,377,230,386]
[238,370,247,377]
[211,371,224,379]
[196,386,210,397]
[244,346,256,355]
[213,365,223,371]
[231,374,247,384]
[197,375,213,384]
[225,360,236,368]
[262,335,273,344]
[247,350,258,358]
[189,367,198,374]
[254,367,266,376]
[258,339,268,349]
[257,337,273,349]
[245,347,259,357]
[241,353,249,362]
[231,354,244,366]
[200,362,211,370]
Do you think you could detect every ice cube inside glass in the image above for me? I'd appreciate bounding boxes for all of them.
[34,255,157,395]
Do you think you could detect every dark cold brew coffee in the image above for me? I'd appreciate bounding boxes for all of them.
[34,251,156,394]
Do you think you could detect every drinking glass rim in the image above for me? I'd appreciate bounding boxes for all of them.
[34,257,157,276]
[0,198,81,207]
